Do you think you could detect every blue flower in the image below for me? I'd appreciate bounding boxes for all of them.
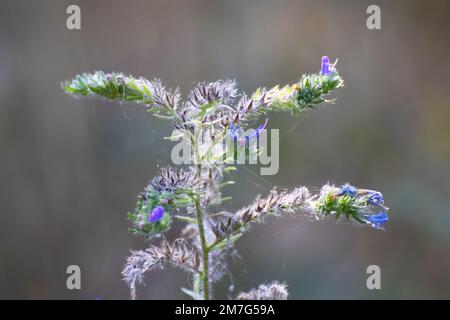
[246,119,268,139]
[367,191,384,205]
[339,183,358,198]
[148,206,165,223]
[364,212,389,229]
[321,56,332,76]
[229,123,240,139]
[229,119,268,146]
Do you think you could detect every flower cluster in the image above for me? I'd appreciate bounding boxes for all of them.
[296,71,343,109]
[311,183,389,229]
[127,167,201,239]
[149,166,199,193]
[62,57,343,141]
[62,71,180,111]
[208,184,389,252]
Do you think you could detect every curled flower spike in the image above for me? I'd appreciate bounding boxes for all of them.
[311,184,389,229]
[148,206,165,223]
[61,71,180,110]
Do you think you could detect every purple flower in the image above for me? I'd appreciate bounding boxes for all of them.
[229,123,240,139]
[320,56,333,76]
[367,191,384,205]
[148,206,165,223]
[364,212,389,229]
[229,119,268,147]
[246,119,268,140]
[339,183,358,198]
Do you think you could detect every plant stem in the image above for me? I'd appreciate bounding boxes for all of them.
[194,195,209,300]
[190,122,210,300]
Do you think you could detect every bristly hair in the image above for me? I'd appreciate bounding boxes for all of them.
[122,239,200,300]
[210,183,388,246]
[149,79,181,110]
[62,57,389,301]
[186,79,239,110]
[149,166,199,193]
[237,281,289,300]
[61,71,181,111]
[211,187,310,240]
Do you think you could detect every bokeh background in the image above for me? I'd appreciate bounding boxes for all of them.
[1,0,449,299]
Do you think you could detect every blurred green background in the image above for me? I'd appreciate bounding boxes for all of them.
[1,0,449,299]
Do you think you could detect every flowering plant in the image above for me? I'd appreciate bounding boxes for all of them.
[62,56,389,300]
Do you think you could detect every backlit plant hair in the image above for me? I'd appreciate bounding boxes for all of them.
[62,56,389,300]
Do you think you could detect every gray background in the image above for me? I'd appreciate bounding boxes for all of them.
[1,0,450,299]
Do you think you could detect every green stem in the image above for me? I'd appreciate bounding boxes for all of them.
[194,195,209,300]
[192,127,209,300]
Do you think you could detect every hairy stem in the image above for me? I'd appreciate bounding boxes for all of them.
[192,129,209,300]
[194,195,209,300]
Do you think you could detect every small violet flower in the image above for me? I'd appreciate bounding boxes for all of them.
[364,212,389,229]
[229,119,268,147]
[148,206,165,223]
[339,183,358,198]
[320,56,335,76]
[367,191,384,205]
